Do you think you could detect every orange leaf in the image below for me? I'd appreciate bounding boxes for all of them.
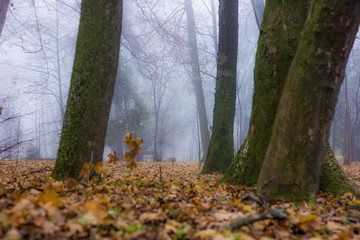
[79,162,92,180]
[66,178,77,189]
[38,189,63,207]
[94,162,105,175]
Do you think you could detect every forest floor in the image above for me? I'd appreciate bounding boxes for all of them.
[0,160,360,240]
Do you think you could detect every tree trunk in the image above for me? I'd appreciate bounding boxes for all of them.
[52,0,123,180]
[184,0,210,162]
[343,76,352,165]
[257,0,360,202]
[223,0,358,197]
[223,0,310,185]
[0,0,10,37]
[201,0,238,174]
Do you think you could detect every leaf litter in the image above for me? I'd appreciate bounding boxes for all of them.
[0,160,360,239]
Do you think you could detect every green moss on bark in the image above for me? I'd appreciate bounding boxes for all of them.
[320,146,359,196]
[257,0,360,203]
[52,0,123,180]
[201,0,238,174]
[223,0,309,185]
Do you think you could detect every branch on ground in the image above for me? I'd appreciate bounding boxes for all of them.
[21,166,53,176]
[226,208,288,230]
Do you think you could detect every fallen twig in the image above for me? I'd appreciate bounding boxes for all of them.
[21,166,53,176]
[20,186,44,193]
[226,208,288,230]
[20,186,84,194]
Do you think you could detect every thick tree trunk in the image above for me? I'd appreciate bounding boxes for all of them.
[184,0,210,162]
[223,0,309,185]
[52,0,123,180]
[201,0,238,174]
[0,0,10,37]
[223,0,358,197]
[257,0,360,202]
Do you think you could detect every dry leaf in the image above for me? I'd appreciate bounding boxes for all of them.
[38,189,63,207]
[194,229,217,239]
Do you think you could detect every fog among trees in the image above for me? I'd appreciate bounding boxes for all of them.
[1,0,359,166]
[1,0,360,238]
[0,0,258,162]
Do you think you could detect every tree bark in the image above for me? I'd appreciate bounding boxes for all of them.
[0,0,10,37]
[257,0,360,202]
[52,0,123,180]
[320,146,358,196]
[223,0,310,185]
[184,0,210,162]
[201,0,238,174]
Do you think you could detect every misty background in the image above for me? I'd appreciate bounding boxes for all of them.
[0,0,359,163]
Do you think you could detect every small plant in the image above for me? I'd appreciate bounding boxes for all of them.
[123,132,143,170]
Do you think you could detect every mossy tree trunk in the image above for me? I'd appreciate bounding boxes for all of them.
[52,0,123,180]
[223,0,309,185]
[201,0,238,174]
[320,146,358,195]
[223,0,358,197]
[257,0,360,202]
[0,0,10,37]
[184,0,210,162]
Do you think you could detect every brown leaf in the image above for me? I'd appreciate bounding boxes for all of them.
[38,188,63,207]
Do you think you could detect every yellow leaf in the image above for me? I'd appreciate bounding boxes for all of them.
[107,151,119,164]
[127,161,137,170]
[79,162,92,180]
[123,132,143,170]
[90,175,99,184]
[94,162,105,175]
[66,178,77,189]
[298,214,317,224]
[38,189,63,207]
[243,205,253,212]
[123,132,134,144]
[48,176,56,182]
[87,141,93,147]
[135,138,143,146]
[191,197,202,206]
[337,230,351,240]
